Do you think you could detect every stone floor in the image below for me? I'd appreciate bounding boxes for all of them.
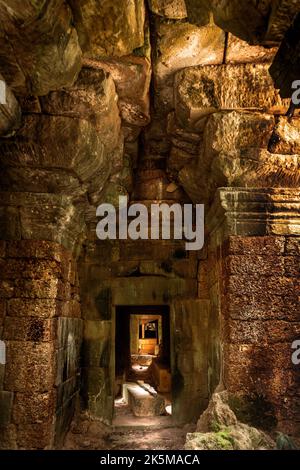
[63,412,194,450]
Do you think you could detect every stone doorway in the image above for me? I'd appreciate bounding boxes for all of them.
[114,306,172,426]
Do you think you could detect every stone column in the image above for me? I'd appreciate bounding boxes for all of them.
[206,187,300,435]
[0,194,83,449]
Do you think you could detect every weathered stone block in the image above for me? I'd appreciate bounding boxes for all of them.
[226,34,277,64]
[56,340,81,387]
[185,0,211,26]
[69,0,145,58]
[154,22,224,112]
[0,259,61,281]
[0,1,82,96]
[83,320,111,368]
[148,0,187,19]
[224,343,298,371]
[285,237,300,256]
[204,111,275,155]
[175,64,289,129]
[227,319,300,345]
[6,240,66,261]
[1,115,108,187]
[81,367,108,397]
[168,146,195,172]
[7,299,57,319]
[4,341,55,392]
[14,279,60,299]
[17,422,53,449]
[3,317,56,342]
[89,55,151,127]
[0,194,85,252]
[284,256,300,277]
[227,274,295,297]
[0,300,5,322]
[55,393,77,448]
[268,117,300,155]
[226,236,285,256]
[128,385,165,417]
[0,280,14,299]
[12,391,55,424]
[59,300,81,318]
[225,254,284,276]
[40,68,121,151]
[225,292,300,322]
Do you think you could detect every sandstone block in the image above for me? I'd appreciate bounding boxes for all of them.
[7,299,57,319]
[17,422,53,449]
[175,64,288,129]
[225,254,284,276]
[226,236,285,256]
[69,0,145,58]
[40,68,121,150]
[285,237,300,256]
[3,317,56,342]
[148,0,187,19]
[225,292,300,322]
[12,391,55,424]
[154,22,224,113]
[127,385,165,417]
[4,341,55,392]
[88,56,151,127]
[268,117,300,155]
[227,319,300,345]
[0,1,82,96]
[227,274,295,297]
[6,241,66,261]
[226,34,277,64]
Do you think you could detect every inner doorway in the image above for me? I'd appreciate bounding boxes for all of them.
[114,306,172,424]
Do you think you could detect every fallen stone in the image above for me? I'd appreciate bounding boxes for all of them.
[127,384,165,417]
[186,390,276,450]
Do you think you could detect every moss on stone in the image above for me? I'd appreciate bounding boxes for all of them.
[215,429,235,449]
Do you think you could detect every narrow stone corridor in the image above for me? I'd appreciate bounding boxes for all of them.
[0,0,299,452]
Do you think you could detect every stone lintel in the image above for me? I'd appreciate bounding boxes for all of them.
[206,188,300,246]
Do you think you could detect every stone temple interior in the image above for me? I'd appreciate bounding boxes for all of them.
[0,0,299,451]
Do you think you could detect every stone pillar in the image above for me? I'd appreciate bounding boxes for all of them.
[0,194,83,449]
[206,188,300,436]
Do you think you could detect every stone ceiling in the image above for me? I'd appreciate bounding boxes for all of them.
[0,0,299,249]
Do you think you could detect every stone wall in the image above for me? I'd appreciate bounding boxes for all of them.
[0,241,81,449]
[205,188,300,437]
[222,236,300,436]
